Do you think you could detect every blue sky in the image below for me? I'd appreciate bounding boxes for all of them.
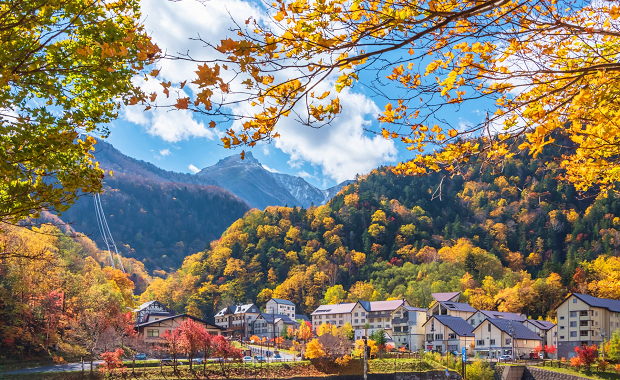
[105,0,490,189]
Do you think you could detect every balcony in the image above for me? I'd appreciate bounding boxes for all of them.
[368,312,391,319]
[392,317,409,324]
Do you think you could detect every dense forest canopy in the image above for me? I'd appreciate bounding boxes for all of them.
[140,146,620,322]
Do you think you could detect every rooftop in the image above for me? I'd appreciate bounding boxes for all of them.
[487,318,543,340]
[438,301,477,313]
[269,298,296,306]
[475,310,525,322]
[572,293,620,313]
[432,292,461,302]
[525,319,555,330]
[311,303,357,315]
[429,315,475,337]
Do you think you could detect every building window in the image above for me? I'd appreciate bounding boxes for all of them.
[147,329,159,337]
[369,319,374,323]
[448,333,456,340]
[524,340,527,345]
[570,322,577,327]
[573,298,577,303]
[570,312,577,318]
[560,326,565,330]
[580,311,588,317]
[354,319,359,324]
[355,312,359,317]
[488,324,491,332]
[395,327,402,332]
[580,321,588,326]
[490,339,496,345]
[570,332,577,337]
[362,312,366,316]
[448,345,458,351]
[506,339,512,345]
[580,331,588,337]
[560,316,565,320]
[477,340,485,346]
[435,334,443,340]
[427,334,434,341]
[560,336,565,340]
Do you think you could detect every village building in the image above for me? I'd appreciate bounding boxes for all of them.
[523,319,556,346]
[311,302,356,328]
[423,315,474,354]
[467,310,526,328]
[213,303,261,338]
[134,301,221,344]
[252,313,298,339]
[390,304,427,351]
[428,300,477,320]
[266,298,297,320]
[472,318,542,359]
[554,293,620,359]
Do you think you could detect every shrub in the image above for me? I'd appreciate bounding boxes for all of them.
[467,359,495,380]
[570,356,582,369]
[598,360,609,372]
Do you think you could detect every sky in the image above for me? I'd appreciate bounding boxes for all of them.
[106,0,488,189]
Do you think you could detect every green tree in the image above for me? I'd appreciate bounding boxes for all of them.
[322,285,347,304]
[0,0,159,223]
[607,329,620,362]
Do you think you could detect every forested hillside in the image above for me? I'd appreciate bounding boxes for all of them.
[139,147,620,322]
[0,223,148,357]
[60,173,250,273]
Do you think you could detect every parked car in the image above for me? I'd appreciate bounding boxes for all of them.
[254,355,267,363]
[192,358,204,364]
[499,355,512,362]
[134,353,147,360]
[273,354,283,362]
[243,356,254,363]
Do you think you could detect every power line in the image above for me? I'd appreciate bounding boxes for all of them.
[94,193,125,273]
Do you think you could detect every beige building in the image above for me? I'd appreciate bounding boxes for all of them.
[429,300,477,320]
[555,293,620,359]
[311,302,356,328]
[523,319,555,347]
[467,310,525,329]
[423,315,474,354]
[472,318,542,359]
[136,314,221,344]
[391,305,427,351]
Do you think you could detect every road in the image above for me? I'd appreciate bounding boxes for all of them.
[245,345,299,362]
[2,361,103,375]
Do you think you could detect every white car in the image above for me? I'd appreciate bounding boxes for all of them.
[243,356,253,363]
[499,355,512,361]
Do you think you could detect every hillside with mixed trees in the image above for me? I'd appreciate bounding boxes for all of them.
[139,146,620,322]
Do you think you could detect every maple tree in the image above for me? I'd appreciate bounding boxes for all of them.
[100,348,125,374]
[575,344,598,370]
[161,328,183,371]
[156,0,620,194]
[305,338,326,359]
[0,0,159,224]
[178,319,207,370]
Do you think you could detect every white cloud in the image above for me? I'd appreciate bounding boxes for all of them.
[188,164,201,174]
[128,0,396,182]
[262,164,279,173]
[159,148,171,157]
[273,89,397,183]
[297,171,314,179]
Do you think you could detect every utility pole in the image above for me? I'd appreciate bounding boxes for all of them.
[363,336,368,380]
[509,321,515,362]
[598,329,607,361]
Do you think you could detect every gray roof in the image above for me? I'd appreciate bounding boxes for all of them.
[137,314,221,329]
[487,318,543,340]
[572,293,620,313]
[234,303,259,314]
[432,292,461,302]
[295,314,310,322]
[404,306,427,312]
[258,313,297,325]
[525,319,555,331]
[311,303,357,315]
[439,301,477,313]
[270,298,296,306]
[476,310,525,322]
[430,315,475,337]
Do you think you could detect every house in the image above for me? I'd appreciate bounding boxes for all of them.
[390,304,427,351]
[353,300,411,339]
[311,302,356,328]
[554,293,620,359]
[423,315,474,354]
[431,292,461,303]
[213,303,261,338]
[266,298,297,320]
[472,318,542,359]
[523,319,555,346]
[429,300,477,320]
[467,310,525,329]
[252,313,298,339]
[547,324,558,358]
[134,301,176,324]
[135,314,221,344]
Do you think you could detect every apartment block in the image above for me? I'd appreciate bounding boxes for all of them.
[555,293,620,359]
[472,318,542,359]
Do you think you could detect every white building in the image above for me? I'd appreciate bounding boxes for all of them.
[467,310,526,329]
[423,315,474,354]
[472,318,542,359]
[266,298,297,320]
